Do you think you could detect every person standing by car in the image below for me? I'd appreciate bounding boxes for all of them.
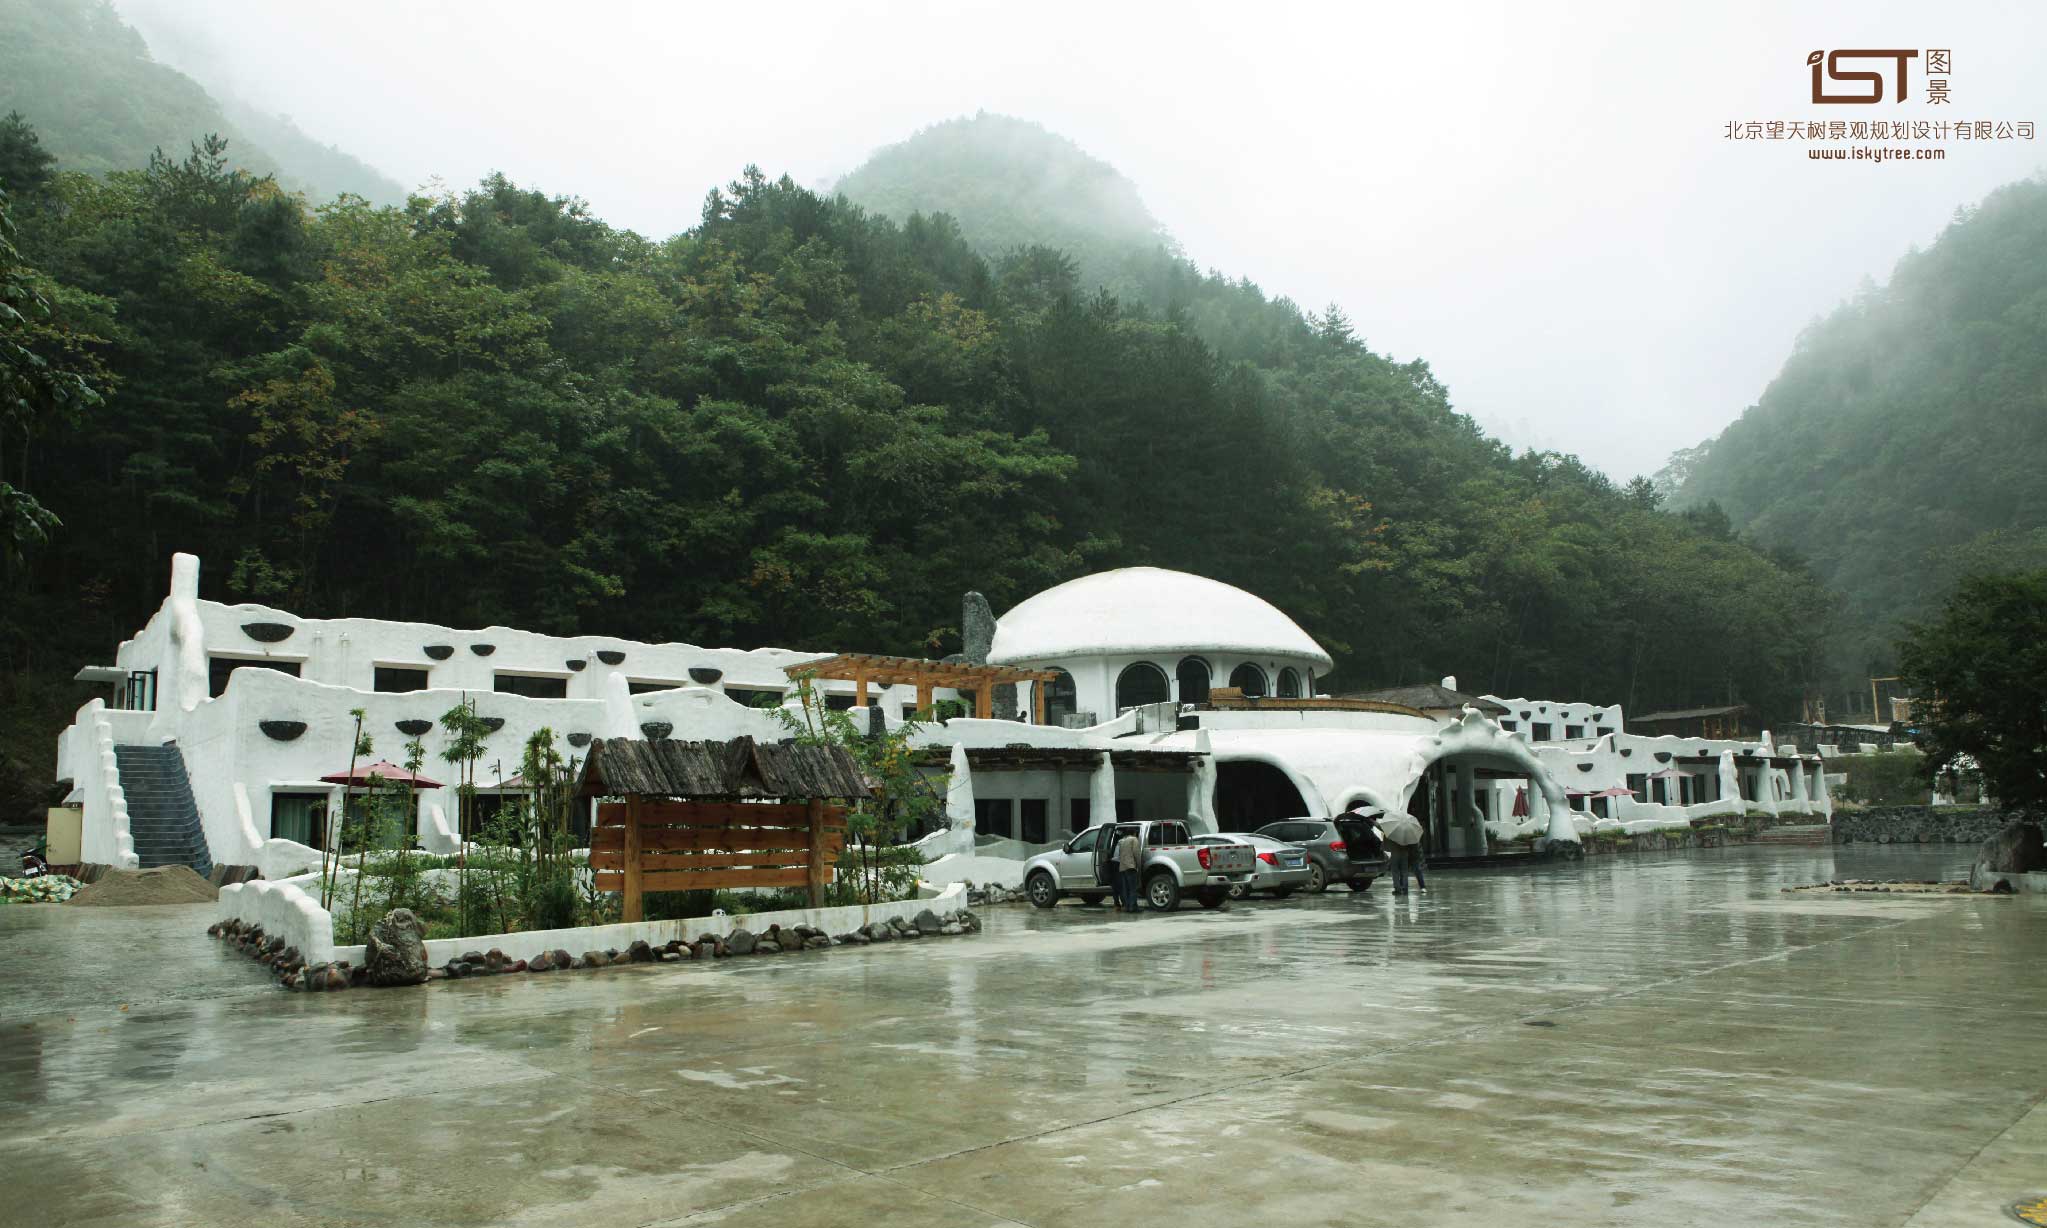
[1378,814,1425,897]
[1114,826,1143,912]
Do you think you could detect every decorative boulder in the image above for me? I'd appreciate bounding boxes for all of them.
[803,935,831,950]
[867,924,894,943]
[629,940,655,963]
[363,908,429,987]
[581,951,607,968]
[551,948,573,970]
[529,951,555,972]
[726,928,758,955]
[1979,820,2047,874]
[755,940,783,955]
[913,909,943,936]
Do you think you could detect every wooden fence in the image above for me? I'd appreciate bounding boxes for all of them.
[589,797,848,921]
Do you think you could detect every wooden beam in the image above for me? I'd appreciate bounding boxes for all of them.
[854,672,868,709]
[916,681,932,715]
[1034,682,1046,726]
[621,794,644,923]
[807,796,828,908]
[976,680,993,719]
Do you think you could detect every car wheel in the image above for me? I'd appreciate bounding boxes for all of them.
[1026,871,1060,909]
[1145,872,1181,911]
[1347,877,1375,893]
[1197,888,1228,909]
[1271,887,1295,899]
[1306,861,1328,893]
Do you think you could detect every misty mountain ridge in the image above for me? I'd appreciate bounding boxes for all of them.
[1668,175,2047,677]
[0,0,404,204]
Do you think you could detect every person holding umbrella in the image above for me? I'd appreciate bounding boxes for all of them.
[1377,811,1426,897]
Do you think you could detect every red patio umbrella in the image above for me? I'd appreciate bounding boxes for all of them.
[320,760,446,789]
[1512,787,1530,817]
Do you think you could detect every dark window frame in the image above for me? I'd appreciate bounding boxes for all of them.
[374,665,431,694]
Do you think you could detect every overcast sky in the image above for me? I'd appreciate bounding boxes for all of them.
[113,0,2047,479]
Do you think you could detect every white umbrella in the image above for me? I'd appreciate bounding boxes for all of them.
[1378,814,1424,847]
[942,742,976,855]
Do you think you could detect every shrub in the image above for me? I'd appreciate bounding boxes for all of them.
[1835,752,1928,806]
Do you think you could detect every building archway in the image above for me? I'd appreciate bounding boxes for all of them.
[1229,663,1268,697]
[1115,661,1170,711]
[1176,656,1211,705]
[1042,669,1077,726]
[1214,760,1310,831]
[1276,667,1302,699]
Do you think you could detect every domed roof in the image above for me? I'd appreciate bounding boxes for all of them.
[988,567,1332,669]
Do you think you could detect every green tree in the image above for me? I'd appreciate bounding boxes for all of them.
[1898,569,2047,811]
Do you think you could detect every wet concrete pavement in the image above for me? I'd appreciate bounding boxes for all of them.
[2,845,2041,1227]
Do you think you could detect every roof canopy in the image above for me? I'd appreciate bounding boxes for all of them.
[988,567,1332,669]
[576,735,871,800]
[1338,683,1508,715]
[785,652,1061,689]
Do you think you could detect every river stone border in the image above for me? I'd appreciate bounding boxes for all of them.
[209,905,981,992]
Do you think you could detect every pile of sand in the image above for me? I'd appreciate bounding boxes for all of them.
[65,865,218,907]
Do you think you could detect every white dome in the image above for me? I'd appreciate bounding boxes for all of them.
[989,567,1332,669]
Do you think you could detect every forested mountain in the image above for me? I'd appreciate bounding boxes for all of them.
[0,112,1834,820]
[1670,177,2047,684]
[0,0,403,204]
[836,114,1176,302]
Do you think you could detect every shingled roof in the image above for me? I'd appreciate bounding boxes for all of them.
[575,735,872,800]
[1338,683,1508,715]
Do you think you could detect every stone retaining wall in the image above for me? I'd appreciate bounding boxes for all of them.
[1831,806,2010,846]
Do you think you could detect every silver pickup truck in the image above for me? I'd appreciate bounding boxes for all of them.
[1022,820,1257,911]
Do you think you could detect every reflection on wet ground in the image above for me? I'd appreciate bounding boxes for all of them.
[1,845,2039,1227]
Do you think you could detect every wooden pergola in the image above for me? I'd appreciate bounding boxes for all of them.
[785,653,1065,722]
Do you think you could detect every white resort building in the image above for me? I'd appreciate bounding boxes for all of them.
[53,555,1832,886]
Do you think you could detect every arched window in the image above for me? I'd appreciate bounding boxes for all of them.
[1228,663,1268,697]
[1276,668,1302,699]
[1115,662,1171,711]
[1175,656,1211,706]
[1042,669,1077,726]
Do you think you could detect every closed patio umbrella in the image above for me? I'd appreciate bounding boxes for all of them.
[1512,786,1530,818]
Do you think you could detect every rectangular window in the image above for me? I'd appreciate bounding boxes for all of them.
[494,673,568,699]
[209,656,300,698]
[628,679,680,695]
[1069,798,1091,833]
[269,792,328,850]
[374,666,430,694]
[1114,799,1136,823]
[1626,773,1649,802]
[1531,722,1554,742]
[1020,798,1048,844]
[1499,719,1517,732]
[824,693,857,711]
[1564,725,1585,740]
[974,798,1013,839]
[724,687,784,708]
[1596,726,1614,738]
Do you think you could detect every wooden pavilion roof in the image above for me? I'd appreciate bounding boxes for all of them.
[575,735,872,800]
[784,652,1063,688]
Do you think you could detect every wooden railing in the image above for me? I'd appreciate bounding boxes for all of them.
[589,798,846,921]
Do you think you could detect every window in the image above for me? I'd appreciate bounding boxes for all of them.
[494,673,568,699]
[1044,670,1078,725]
[1068,797,1091,833]
[1020,798,1048,844]
[975,798,1013,838]
[628,679,681,695]
[1146,822,1187,846]
[824,693,857,711]
[1500,719,1518,732]
[1626,773,1649,802]
[1228,663,1268,697]
[374,666,430,694]
[270,792,328,849]
[209,656,300,697]
[1531,722,1554,742]
[724,687,784,708]
[1114,799,1136,823]
[1596,726,1614,738]
[1565,724,1585,740]
[1176,656,1212,705]
[1115,661,1170,711]
[1066,827,1099,854]
[1277,668,1302,699]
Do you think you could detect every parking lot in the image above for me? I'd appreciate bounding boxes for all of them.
[3,844,2042,1227]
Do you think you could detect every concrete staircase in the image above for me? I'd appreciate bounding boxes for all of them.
[113,743,213,878]
[1756,823,1833,847]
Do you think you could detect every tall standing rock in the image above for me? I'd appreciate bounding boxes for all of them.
[363,908,429,987]
[960,591,996,664]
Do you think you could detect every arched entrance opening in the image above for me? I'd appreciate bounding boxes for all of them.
[1176,656,1211,706]
[1214,760,1309,832]
[1042,669,1077,726]
[1115,661,1170,711]
[1276,667,1302,698]
[1228,663,1268,698]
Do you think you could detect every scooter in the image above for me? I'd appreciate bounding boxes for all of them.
[19,848,49,879]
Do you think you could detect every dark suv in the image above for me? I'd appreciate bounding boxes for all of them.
[1253,816,1387,893]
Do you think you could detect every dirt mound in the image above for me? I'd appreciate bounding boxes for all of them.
[65,865,218,907]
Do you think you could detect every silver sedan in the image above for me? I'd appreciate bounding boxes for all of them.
[1191,833,1312,899]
